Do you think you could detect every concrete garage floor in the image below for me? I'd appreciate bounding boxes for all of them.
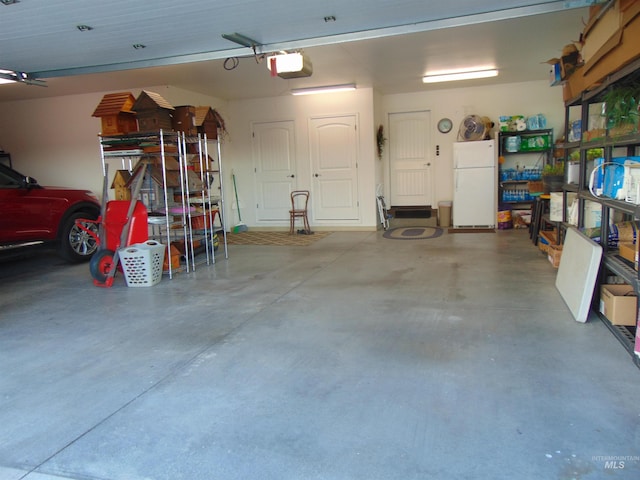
[0,230,639,480]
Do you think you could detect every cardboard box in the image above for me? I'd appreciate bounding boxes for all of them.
[599,284,638,326]
[618,241,639,269]
[546,44,581,82]
[548,243,563,268]
[562,65,586,102]
[580,1,640,91]
[538,230,557,254]
[563,65,585,102]
[582,0,623,65]
[512,209,531,227]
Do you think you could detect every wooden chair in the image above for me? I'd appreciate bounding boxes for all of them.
[289,190,310,234]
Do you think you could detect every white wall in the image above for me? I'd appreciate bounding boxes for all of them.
[0,79,564,230]
[373,89,385,196]
[225,87,376,230]
[380,80,565,206]
[0,86,225,196]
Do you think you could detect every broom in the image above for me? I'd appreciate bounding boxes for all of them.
[231,172,248,233]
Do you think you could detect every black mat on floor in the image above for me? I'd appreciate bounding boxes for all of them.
[383,226,443,240]
[390,206,432,218]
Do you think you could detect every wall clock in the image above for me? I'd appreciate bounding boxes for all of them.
[437,118,453,133]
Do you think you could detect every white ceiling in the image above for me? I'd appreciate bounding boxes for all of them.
[0,0,593,102]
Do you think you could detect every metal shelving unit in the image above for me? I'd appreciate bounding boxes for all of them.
[98,129,228,278]
[189,133,228,262]
[498,129,553,209]
[562,56,640,368]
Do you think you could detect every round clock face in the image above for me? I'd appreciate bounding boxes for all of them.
[438,118,453,133]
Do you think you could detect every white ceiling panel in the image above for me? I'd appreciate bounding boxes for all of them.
[0,1,594,102]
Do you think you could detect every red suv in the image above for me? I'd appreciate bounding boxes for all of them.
[0,162,101,262]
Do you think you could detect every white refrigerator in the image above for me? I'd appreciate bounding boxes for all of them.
[452,139,497,228]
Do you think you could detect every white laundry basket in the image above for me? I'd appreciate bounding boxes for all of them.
[119,241,165,287]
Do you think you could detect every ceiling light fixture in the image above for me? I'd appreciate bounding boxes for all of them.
[422,68,498,84]
[291,84,356,96]
[267,52,313,79]
[0,0,19,5]
[0,69,46,87]
[132,44,146,50]
[76,24,93,32]
[0,70,16,85]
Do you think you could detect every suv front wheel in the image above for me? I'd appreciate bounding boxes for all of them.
[59,212,99,263]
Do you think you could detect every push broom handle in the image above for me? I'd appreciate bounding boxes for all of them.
[232,173,242,222]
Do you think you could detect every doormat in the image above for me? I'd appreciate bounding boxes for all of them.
[383,226,443,240]
[389,206,432,218]
[225,231,332,246]
[448,228,495,233]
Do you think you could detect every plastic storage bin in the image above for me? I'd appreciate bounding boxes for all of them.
[119,240,166,287]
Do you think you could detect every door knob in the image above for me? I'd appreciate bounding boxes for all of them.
[314,173,321,177]
[288,174,295,178]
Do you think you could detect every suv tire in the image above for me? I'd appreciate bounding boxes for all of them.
[59,212,99,263]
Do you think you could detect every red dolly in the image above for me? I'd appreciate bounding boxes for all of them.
[76,164,150,287]
[83,200,149,287]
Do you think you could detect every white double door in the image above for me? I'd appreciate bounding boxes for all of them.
[252,116,359,223]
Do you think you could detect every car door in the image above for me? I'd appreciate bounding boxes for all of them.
[0,166,54,242]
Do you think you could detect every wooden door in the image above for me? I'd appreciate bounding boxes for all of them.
[252,121,296,222]
[309,115,360,221]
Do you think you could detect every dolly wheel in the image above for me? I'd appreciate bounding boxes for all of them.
[90,249,115,283]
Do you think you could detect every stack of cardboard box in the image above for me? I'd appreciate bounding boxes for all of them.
[560,0,640,101]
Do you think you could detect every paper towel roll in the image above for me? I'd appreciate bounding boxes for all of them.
[516,122,527,131]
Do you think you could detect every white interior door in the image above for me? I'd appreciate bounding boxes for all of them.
[252,121,296,221]
[309,115,359,221]
[389,111,433,206]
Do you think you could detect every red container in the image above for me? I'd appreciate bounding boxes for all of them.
[102,200,148,251]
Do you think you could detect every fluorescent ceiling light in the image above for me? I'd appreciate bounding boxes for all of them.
[0,69,47,87]
[0,69,18,84]
[423,69,498,84]
[291,84,356,96]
